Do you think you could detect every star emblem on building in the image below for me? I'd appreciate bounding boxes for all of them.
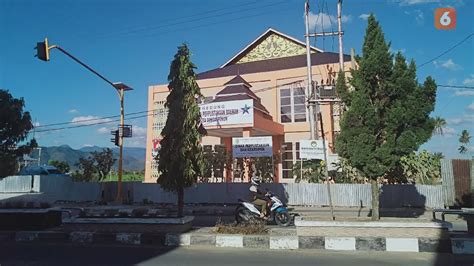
[241,104,251,114]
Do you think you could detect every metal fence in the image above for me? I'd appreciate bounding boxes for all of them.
[127,182,444,208]
[0,175,39,193]
[440,159,473,207]
[0,175,100,203]
[0,175,444,208]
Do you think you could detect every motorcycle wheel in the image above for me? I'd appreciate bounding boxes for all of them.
[235,207,252,224]
[274,211,291,227]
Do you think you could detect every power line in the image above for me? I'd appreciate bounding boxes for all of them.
[135,5,292,39]
[32,79,305,133]
[437,84,474,89]
[418,33,474,68]
[34,114,151,133]
[102,0,261,36]
[99,0,288,39]
[34,110,154,128]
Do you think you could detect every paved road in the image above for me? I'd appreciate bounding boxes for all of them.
[0,243,473,266]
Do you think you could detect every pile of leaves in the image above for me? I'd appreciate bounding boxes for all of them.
[213,218,268,235]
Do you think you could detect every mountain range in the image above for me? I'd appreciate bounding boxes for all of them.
[37,145,146,171]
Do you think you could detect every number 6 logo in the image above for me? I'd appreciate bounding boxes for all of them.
[435,8,456,30]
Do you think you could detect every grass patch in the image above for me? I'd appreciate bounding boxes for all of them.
[102,173,144,182]
[213,218,268,235]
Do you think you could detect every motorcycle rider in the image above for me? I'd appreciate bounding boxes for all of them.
[249,177,269,219]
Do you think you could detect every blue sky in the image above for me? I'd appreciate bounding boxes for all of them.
[0,0,472,158]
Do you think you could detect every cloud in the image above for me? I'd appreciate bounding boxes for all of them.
[97,127,111,134]
[463,74,474,85]
[82,144,94,147]
[71,116,112,126]
[447,114,474,125]
[442,127,456,136]
[125,125,147,147]
[68,109,79,114]
[404,9,425,24]
[308,12,352,31]
[33,122,40,127]
[447,78,457,86]
[132,126,147,138]
[454,90,474,96]
[433,59,462,70]
[468,103,474,111]
[359,14,370,20]
[399,0,439,5]
[389,47,406,54]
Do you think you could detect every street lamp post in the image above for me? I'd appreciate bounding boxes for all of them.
[36,38,133,203]
[112,82,133,203]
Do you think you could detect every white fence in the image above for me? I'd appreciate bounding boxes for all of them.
[0,176,444,208]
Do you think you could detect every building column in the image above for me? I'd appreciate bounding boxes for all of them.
[242,128,252,183]
[222,137,233,183]
[272,135,283,183]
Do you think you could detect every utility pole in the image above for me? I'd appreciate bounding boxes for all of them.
[113,82,133,203]
[35,38,132,203]
[337,0,344,71]
[305,0,317,140]
[306,0,345,221]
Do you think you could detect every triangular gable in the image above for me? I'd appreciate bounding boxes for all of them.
[220,28,323,68]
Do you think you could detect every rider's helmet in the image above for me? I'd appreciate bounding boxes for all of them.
[249,185,257,193]
[251,176,261,186]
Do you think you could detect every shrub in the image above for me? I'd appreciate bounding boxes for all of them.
[39,202,51,209]
[132,208,148,217]
[118,210,129,217]
[213,218,268,235]
[12,201,24,208]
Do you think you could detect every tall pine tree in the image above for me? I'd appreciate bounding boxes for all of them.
[158,44,205,217]
[335,15,436,220]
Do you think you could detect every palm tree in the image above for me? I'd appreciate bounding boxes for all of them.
[458,129,471,154]
[432,116,447,135]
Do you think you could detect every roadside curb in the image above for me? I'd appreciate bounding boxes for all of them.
[5,231,473,254]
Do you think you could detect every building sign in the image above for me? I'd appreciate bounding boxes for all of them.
[232,136,272,158]
[200,99,253,127]
[151,139,161,158]
[299,139,327,160]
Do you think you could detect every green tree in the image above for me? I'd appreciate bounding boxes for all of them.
[399,150,442,185]
[0,90,37,178]
[91,148,116,180]
[432,116,446,135]
[157,44,205,217]
[458,129,471,154]
[335,15,437,220]
[292,160,325,183]
[331,158,366,184]
[72,157,96,181]
[48,160,70,174]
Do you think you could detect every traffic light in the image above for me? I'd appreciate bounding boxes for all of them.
[110,130,119,146]
[36,38,50,61]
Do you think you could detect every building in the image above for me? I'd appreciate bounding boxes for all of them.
[145,28,353,183]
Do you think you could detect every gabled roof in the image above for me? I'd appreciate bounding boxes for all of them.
[197,52,350,80]
[212,75,270,116]
[224,75,252,87]
[220,28,323,68]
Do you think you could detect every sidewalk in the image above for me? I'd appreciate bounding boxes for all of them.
[2,225,471,254]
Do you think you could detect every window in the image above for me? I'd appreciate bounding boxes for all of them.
[282,142,293,179]
[280,84,307,123]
